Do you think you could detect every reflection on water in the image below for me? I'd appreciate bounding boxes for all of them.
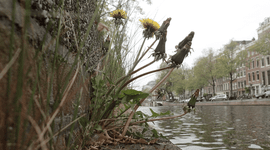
[138,106,270,150]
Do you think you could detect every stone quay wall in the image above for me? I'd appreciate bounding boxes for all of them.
[0,0,103,146]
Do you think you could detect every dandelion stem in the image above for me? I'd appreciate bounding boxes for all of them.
[119,66,172,93]
[105,38,156,98]
[122,68,174,136]
[137,39,158,63]
[0,48,21,81]
[130,112,187,125]
[114,60,155,87]
[107,112,187,131]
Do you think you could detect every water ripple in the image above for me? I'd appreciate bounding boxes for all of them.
[138,105,270,149]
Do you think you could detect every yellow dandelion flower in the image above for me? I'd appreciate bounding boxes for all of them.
[139,18,160,38]
[139,18,160,32]
[110,9,127,19]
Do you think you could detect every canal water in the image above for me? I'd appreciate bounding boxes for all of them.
[137,105,270,150]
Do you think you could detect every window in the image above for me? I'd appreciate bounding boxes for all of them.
[267,57,270,65]
[268,70,270,85]
[240,71,243,76]
[248,51,250,57]
[262,58,265,66]
[262,71,265,85]
[252,51,254,55]
[257,71,259,80]
[244,70,246,76]
[252,72,255,81]
[248,73,251,81]
[257,59,259,67]
[244,80,246,87]
[252,60,254,68]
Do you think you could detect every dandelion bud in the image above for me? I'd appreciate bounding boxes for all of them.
[178,31,195,49]
[171,41,193,68]
[153,32,167,61]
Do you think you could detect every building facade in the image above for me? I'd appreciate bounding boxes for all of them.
[245,44,270,95]
[202,17,270,97]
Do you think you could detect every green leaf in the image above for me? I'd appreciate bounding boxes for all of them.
[105,75,114,85]
[151,129,159,138]
[121,96,128,104]
[122,89,149,99]
[159,133,167,139]
[149,108,159,118]
[159,110,171,116]
[116,89,149,106]
[144,122,149,128]
[135,132,143,138]
[135,111,148,118]
[130,103,136,112]
[79,117,88,129]
[95,125,102,131]
[149,108,171,118]
[122,89,143,95]
[142,128,147,134]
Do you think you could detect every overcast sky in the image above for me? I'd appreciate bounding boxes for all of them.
[129,0,270,90]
